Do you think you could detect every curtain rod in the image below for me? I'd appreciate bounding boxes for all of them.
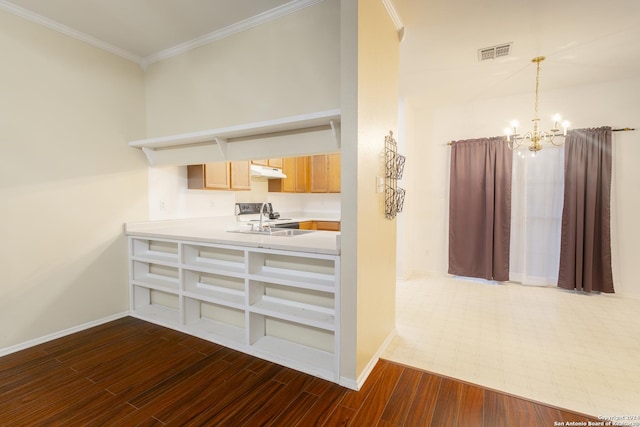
[445,127,636,145]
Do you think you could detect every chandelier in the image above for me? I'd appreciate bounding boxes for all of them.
[504,56,569,154]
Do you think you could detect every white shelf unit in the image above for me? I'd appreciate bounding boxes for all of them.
[127,237,340,383]
[128,109,341,166]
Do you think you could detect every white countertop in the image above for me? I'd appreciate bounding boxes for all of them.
[124,215,341,255]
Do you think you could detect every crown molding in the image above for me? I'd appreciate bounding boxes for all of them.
[0,0,325,69]
[0,0,145,65]
[144,0,325,66]
[381,0,405,42]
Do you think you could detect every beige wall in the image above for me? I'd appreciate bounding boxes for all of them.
[0,10,147,350]
[144,0,340,139]
[348,0,400,379]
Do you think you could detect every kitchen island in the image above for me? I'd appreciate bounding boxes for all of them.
[125,216,342,384]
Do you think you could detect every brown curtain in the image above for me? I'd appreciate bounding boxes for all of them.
[448,137,512,281]
[558,127,614,293]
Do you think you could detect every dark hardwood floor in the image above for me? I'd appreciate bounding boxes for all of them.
[0,316,599,426]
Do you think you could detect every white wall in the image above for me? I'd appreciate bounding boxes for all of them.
[0,10,147,350]
[146,165,340,220]
[402,76,640,297]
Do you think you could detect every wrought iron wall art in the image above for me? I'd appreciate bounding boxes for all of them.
[384,131,406,219]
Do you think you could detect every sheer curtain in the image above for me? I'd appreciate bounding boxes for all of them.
[509,147,565,285]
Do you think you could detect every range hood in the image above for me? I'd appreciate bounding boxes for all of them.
[250,164,287,179]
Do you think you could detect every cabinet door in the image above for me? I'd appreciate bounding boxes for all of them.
[230,161,251,190]
[295,156,310,193]
[316,221,340,231]
[267,157,308,193]
[205,163,231,189]
[327,153,341,193]
[310,153,340,193]
[251,159,269,166]
[268,158,283,168]
[310,155,329,193]
[282,157,297,192]
[187,162,250,191]
[299,221,316,230]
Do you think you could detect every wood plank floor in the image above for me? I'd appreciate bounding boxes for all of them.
[0,316,600,426]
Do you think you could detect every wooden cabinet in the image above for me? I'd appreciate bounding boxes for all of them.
[252,158,283,168]
[310,153,340,193]
[229,161,251,190]
[299,221,315,230]
[269,154,341,193]
[188,161,250,191]
[268,157,310,193]
[128,237,340,383]
[299,221,340,231]
[316,221,341,231]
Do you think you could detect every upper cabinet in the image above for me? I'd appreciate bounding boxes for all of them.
[269,156,310,193]
[269,153,340,193]
[129,110,341,167]
[310,153,341,193]
[187,161,251,191]
[251,158,283,168]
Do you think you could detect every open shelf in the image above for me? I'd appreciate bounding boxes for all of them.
[131,239,179,265]
[183,269,245,309]
[251,336,335,379]
[128,109,341,166]
[127,236,340,384]
[132,304,180,326]
[131,261,179,293]
[184,298,245,347]
[249,268,335,293]
[182,244,245,277]
[248,252,336,293]
[131,286,180,326]
[185,317,245,347]
[249,298,335,331]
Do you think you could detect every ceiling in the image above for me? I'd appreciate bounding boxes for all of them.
[2,0,640,108]
[394,0,640,108]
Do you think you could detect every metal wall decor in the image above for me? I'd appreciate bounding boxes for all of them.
[384,131,406,219]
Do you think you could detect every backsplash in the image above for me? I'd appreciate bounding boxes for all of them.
[147,165,340,220]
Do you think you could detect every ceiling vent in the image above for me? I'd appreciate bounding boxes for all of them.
[478,43,512,61]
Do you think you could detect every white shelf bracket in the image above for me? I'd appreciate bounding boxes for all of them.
[330,120,341,148]
[215,137,228,160]
[141,147,156,166]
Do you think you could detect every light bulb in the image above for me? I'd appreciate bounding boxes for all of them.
[510,120,519,128]
[552,114,562,122]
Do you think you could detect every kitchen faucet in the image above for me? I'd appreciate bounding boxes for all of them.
[259,201,269,231]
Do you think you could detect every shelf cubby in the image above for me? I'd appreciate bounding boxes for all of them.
[248,281,335,331]
[183,269,245,309]
[184,297,245,347]
[130,238,179,265]
[248,252,336,293]
[131,260,179,292]
[182,243,245,276]
[131,285,180,326]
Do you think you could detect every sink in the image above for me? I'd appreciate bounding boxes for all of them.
[271,229,315,236]
[228,228,315,237]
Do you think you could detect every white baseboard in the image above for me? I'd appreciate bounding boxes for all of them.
[341,327,398,391]
[0,311,130,357]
